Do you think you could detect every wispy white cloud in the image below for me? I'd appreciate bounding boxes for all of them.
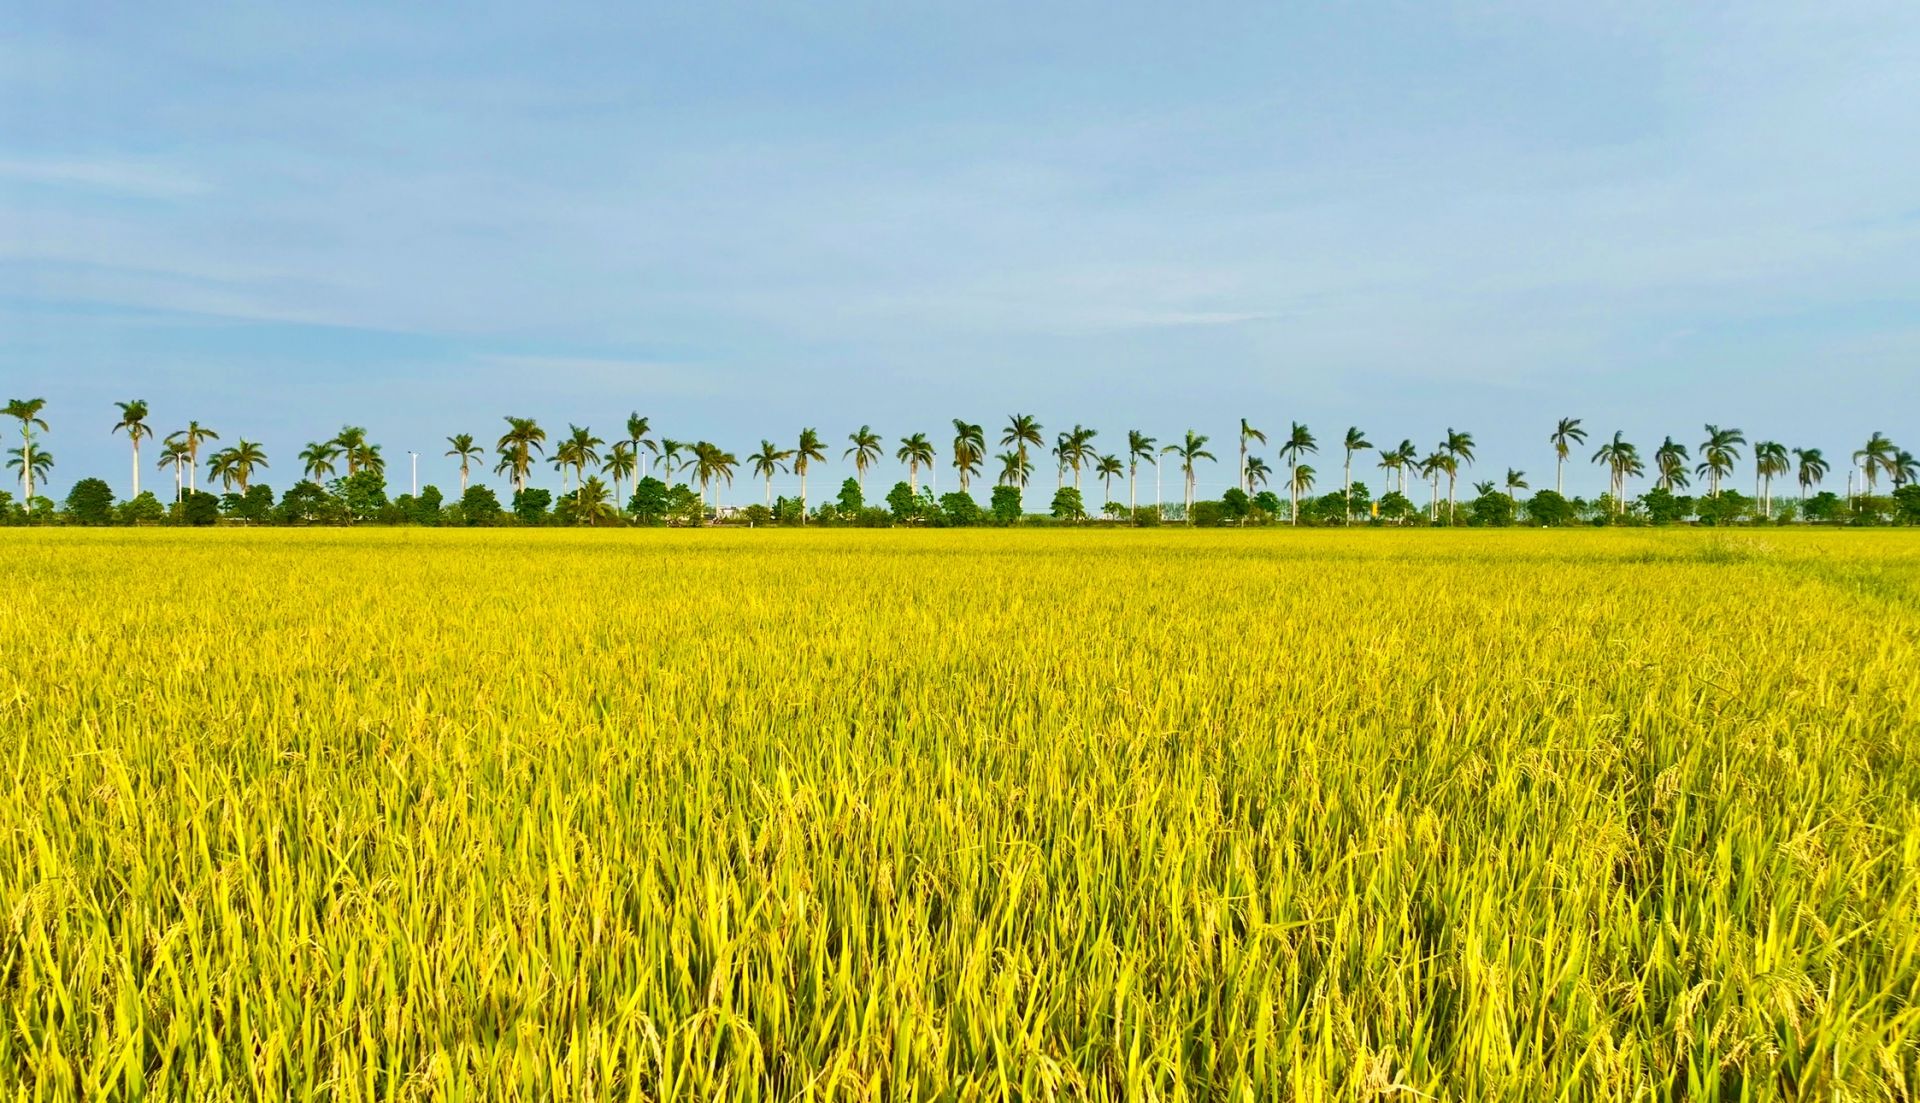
[0,157,209,198]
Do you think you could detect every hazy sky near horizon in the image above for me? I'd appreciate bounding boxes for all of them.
[3,1,1917,500]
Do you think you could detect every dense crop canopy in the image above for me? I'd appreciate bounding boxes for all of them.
[3,529,1918,1099]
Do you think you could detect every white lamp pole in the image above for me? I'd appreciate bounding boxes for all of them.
[408,451,418,497]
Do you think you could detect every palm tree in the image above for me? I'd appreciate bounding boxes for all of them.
[158,439,192,503]
[1591,432,1632,511]
[691,442,737,518]
[896,433,935,494]
[1341,427,1372,522]
[1050,434,1070,489]
[444,433,482,492]
[1244,456,1271,493]
[604,441,637,506]
[1550,417,1587,496]
[551,438,581,492]
[1418,451,1451,522]
[996,450,1032,488]
[1391,440,1418,497]
[1094,453,1124,505]
[1654,437,1690,491]
[793,429,826,521]
[950,421,985,492]
[1505,468,1528,502]
[625,413,655,481]
[1163,431,1215,521]
[1697,425,1745,497]
[1793,447,1829,499]
[563,425,603,498]
[656,439,686,482]
[1854,432,1897,498]
[1062,425,1097,490]
[1472,480,1496,498]
[749,440,793,507]
[211,440,268,493]
[165,420,219,495]
[1442,428,1475,521]
[1238,419,1267,494]
[495,417,546,493]
[1753,441,1790,518]
[1291,464,1316,508]
[1126,430,1157,522]
[1001,414,1043,473]
[1278,422,1317,525]
[844,425,882,494]
[298,441,338,486]
[7,447,52,498]
[5,398,49,501]
[1377,447,1403,499]
[1892,450,1918,490]
[573,476,618,525]
[333,426,371,475]
[111,399,153,497]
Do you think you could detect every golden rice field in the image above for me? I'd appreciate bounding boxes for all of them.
[3,528,1919,1101]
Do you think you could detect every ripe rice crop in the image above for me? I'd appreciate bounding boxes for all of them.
[3,528,1918,1100]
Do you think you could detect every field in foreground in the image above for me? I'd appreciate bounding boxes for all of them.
[3,528,1919,1101]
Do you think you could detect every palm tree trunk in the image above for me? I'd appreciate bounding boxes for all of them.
[1343,454,1352,523]
[1128,464,1137,525]
[1556,456,1563,496]
[132,439,141,498]
[799,467,808,524]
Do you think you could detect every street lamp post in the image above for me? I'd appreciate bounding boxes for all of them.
[408,451,418,497]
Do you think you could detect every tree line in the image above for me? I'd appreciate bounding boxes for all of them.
[5,397,1918,527]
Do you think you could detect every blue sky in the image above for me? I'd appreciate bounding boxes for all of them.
[3,1,1916,501]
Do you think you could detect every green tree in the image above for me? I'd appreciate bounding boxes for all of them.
[626,477,669,525]
[1793,447,1830,499]
[939,491,982,526]
[886,481,919,521]
[339,469,389,522]
[1050,485,1086,521]
[512,486,552,524]
[460,484,503,525]
[1526,489,1576,527]
[989,485,1022,524]
[180,489,219,526]
[66,477,115,525]
[793,428,827,522]
[1277,422,1317,525]
[117,491,166,525]
[837,477,863,514]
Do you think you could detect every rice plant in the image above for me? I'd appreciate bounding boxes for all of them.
[2,528,1917,1100]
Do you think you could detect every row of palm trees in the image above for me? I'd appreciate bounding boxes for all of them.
[9,397,1916,522]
